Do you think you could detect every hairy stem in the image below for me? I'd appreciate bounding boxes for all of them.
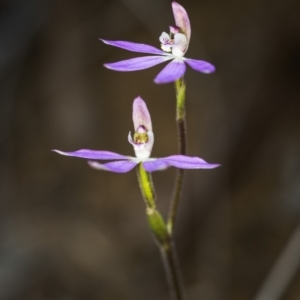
[167,78,187,233]
[160,238,186,300]
[137,163,186,300]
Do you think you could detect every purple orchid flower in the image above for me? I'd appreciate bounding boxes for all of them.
[100,2,215,84]
[53,97,220,173]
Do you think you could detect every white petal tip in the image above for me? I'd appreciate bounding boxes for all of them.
[52,149,67,156]
[203,67,216,73]
[99,39,109,44]
[88,161,106,171]
[208,164,221,169]
[103,63,113,69]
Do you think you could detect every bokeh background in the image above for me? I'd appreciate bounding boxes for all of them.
[1,0,300,299]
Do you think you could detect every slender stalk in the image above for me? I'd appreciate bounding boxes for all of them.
[160,239,186,300]
[136,163,186,300]
[167,78,187,233]
[136,162,156,209]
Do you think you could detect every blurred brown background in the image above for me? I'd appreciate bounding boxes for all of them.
[1,0,300,299]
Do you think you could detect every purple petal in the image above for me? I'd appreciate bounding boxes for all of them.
[185,58,215,74]
[53,149,129,160]
[143,159,170,172]
[154,59,186,84]
[132,96,152,131]
[172,2,191,43]
[104,56,172,72]
[144,155,220,172]
[100,39,166,55]
[88,160,138,173]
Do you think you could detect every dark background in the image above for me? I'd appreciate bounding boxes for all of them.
[1,0,300,299]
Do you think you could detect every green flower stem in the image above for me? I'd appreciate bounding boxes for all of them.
[137,162,156,209]
[137,163,186,300]
[167,78,187,233]
[160,239,186,300]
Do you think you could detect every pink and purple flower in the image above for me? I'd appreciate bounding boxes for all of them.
[53,97,219,173]
[101,2,215,84]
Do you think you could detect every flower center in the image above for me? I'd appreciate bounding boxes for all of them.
[159,28,188,57]
[133,125,149,144]
[134,132,149,144]
[159,32,175,53]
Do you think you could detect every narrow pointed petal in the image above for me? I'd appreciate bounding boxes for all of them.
[185,58,215,74]
[172,2,191,42]
[88,160,138,173]
[133,96,152,131]
[145,155,220,171]
[154,59,186,84]
[53,149,129,160]
[104,56,172,72]
[100,39,166,55]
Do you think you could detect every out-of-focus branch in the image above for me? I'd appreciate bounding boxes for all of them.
[253,224,300,300]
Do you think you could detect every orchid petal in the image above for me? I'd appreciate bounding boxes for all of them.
[53,149,129,160]
[159,32,173,53]
[154,59,186,84]
[161,155,220,169]
[172,33,188,56]
[132,131,154,159]
[159,32,172,45]
[185,58,215,74]
[142,159,170,172]
[88,160,138,173]
[100,39,166,55]
[144,155,220,171]
[104,56,172,72]
[172,2,191,43]
[132,96,152,131]
[170,26,180,34]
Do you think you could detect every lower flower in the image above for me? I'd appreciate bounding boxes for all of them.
[53,97,220,173]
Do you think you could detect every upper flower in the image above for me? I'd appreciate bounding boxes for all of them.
[53,97,220,173]
[100,2,215,84]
